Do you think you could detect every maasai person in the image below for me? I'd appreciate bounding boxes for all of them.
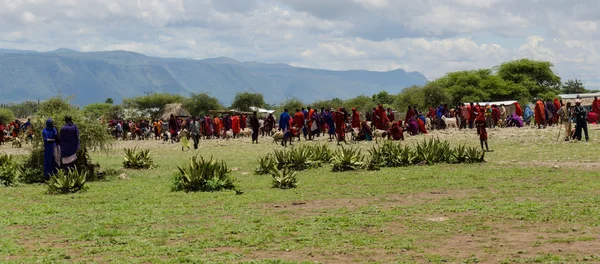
[42,118,59,180]
[500,104,507,123]
[190,117,200,150]
[387,108,395,122]
[334,108,347,145]
[405,106,415,125]
[573,99,589,141]
[250,111,260,144]
[241,115,247,131]
[593,96,600,117]
[380,105,389,129]
[293,109,305,141]
[515,102,523,117]
[266,113,275,136]
[279,109,291,147]
[388,122,404,141]
[407,117,419,135]
[417,117,428,134]
[491,105,500,128]
[204,116,213,139]
[477,118,492,152]
[356,121,373,141]
[213,116,222,138]
[468,102,476,129]
[552,98,561,124]
[169,114,178,143]
[351,108,361,129]
[545,99,555,126]
[365,111,372,122]
[59,116,80,170]
[534,99,546,129]
[524,105,534,126]
[307,107,315,140]
[231,115,240,138]
[324,109,335,141]
[373,107,382,130]
[587,110,598,124]
[153,120,161,140]
[0,121,5,145]
[557,102,572,141]
[179,129,190,151]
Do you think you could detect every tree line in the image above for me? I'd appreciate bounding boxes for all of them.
[0,58,595,124]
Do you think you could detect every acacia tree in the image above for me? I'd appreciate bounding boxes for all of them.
[184,93,223,117]
[230,92,265,112]
[496,59,561,99]
[123,93,185,119]
[561,79,588,94]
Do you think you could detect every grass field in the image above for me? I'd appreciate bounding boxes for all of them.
[2,125,600,263]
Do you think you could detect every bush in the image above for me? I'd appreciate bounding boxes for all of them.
[47,167,87,194]
[466,147,485,163]
[18,166,45,184]
[414,138,452,165]
[172,155,237,193]
[0,108,16,124]
[311,144,333,164]
[271,168,297,189]
[332,146,365,172]
[368,141,415,168]
[123,147,154,170]
[272,146,316,171]
[0,153,17,186]
[255,154,276,175]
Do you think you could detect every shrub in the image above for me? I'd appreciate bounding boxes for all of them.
[271,168,298,189]
[332,146,365,172]
[271,146,316,171]
[466,147,485,163]
[414,138,452,165]
[368,141,415,168]
[123,146,154,170]
[0,153,17,186]
[18,166,45,184]
[310,144,333,164]
[47,167,87,194]
[255,154,276,175]
[172,155,237,193]
[452,145,468,164]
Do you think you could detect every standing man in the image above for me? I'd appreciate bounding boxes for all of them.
[293,109,305,141]
[334,108,347,145]
[573,99,589,141]
[387,108,395,123]
[60,116,80,171]
[250,111,260,144]
[534,99,546,129]
[351,108,361,129]
[592,96,600,117]
[42,118,59,180]
[545,99,555,126]
[190,117,201,150]
[279,109,291,147]
[231,115,240,138]
[557,102,572,141]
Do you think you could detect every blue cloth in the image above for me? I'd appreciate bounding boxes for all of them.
[60,123,80,159]
[524,106,533,122]
[279,112,291,131]
[324,112,335,135]
[42,119,58,179]
[436,106,444,118]
[419,115,426,123]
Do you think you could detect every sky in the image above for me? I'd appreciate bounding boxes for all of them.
[1,0,599,89]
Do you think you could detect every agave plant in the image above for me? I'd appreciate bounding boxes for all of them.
[123,146,154,169]
[0,153,13,167]
[172,155,237,193]
[271,168,297,189]
[452,145,468,164]
[332,146,365,172]
[18,166,45,184]
[255,154,276,175]
[0,153,17,186]
[47,167,88,194]
[311,144,334,164]
[466,147,486,163]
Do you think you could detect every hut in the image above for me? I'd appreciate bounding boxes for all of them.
[463,100,519,114]
[559,93,600,111]
[161,104,190,120]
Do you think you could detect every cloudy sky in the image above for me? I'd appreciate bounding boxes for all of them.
[1,0,599,88]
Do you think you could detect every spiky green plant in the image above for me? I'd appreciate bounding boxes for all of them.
[452,145,468,164]
[47,167,87,194]
[172,155,237,193]
[271,168,298,189]
[332,146,365,172]
[466,147,486,163]
[311,144,333,164]
[255,154,276,175]
[0,153,13,167]
[0,153,17,186]
[123,146,154,169]
[18,166,45,184]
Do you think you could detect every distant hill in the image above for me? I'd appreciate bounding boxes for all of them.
[0,48,428,106]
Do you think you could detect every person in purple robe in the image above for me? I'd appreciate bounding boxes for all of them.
[407,117,419,135]
[223,115,232,131]
[42,118,60,180]
[59,116,80,170]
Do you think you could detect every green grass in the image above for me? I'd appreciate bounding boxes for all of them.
[1,127,600,263]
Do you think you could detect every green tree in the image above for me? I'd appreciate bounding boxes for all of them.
[184,93,223,117]
[372,91,395,105]
[105,98,114,104]
[83,103,112,119]
[561,79,588,94]
[8,101,38,118]
[496,59,561,99]
[0,108,16,124]
[393,85,425,111]
[123,93,185,119]
[344,95,375,113]
[230,92,265,112]
[422,83,453,107]
[277,98,304,115]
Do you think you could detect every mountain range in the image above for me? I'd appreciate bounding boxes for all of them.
[0,48,428,106]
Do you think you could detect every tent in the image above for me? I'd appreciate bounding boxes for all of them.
[249,106,275,114]
[463,101,519,115]
[161,104,190,120]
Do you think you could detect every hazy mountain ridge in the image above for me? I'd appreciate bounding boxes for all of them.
[0,49,428,105]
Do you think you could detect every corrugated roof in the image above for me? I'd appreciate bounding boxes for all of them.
[463,101,517,106]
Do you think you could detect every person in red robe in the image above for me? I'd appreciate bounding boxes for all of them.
[379,105,389,129]
[293,109,304,141]
[515,102,523,117]
[417,118,428,134]
[588,111,599,124]
[351,108,361,129]
[552,98,561,124]
[307,107,315,139]
[593,96,600,116]
[534,99,546,129]
[491,105,500,128]
[231,115,240,137]
[387,108,395,122]
[334,109,347,145]
[241,115,247,130]
[388,122,404,141]
[468,103,476,129]
[404,106,415,125]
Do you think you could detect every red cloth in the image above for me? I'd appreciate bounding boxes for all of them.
[460,106,469,119]
[379,106,389,129]
[389,124,404,140]
[334,112,346,140]
[307,109,315,130]
[476,106,486,122]
[374,108,383,129]
[293,112,305,129]
[588,112,599,124]
[388,111,395,122]
[351,111,361,128]
[553,99,560,113]
[469,105,476,121]
[405,109,415,124]
[417,118,428,134]
[289,119,298,136]
[241,115,247,130]
[426,108,435,118]
[534,100,545,125]
[232,116,240,134]
[593,99,600,116]
[492,108,500,123]
[478,123,488,140]
[515,102,523,117]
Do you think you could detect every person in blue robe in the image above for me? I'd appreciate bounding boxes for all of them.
[42,118,59,180]
[59,116,80,170]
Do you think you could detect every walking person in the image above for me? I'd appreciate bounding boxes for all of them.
[190,117,201,150]
[279,109,292,147]
[556,102,572,141]
[250,111,260,144]
[573,99,589,141]
[59,116,80,171]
